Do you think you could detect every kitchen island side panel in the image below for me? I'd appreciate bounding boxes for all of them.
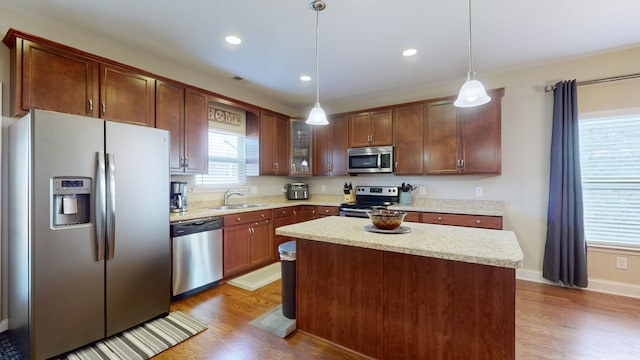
[296,239,384,359]
[296,238,516,360]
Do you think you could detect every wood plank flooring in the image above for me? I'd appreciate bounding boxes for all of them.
[157,279,640,359]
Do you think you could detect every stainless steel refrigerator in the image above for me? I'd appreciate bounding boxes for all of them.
[8,109,171,359]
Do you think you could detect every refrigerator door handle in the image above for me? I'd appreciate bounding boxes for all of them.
[95,152,106,261]
[106,153,116,260]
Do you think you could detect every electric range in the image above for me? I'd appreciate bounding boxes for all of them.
[339,185,400,218]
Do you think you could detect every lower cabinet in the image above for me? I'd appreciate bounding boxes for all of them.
[273,206,299,260]
[222,210,273,278]
[421,212,503,230]
[314,206,339,218]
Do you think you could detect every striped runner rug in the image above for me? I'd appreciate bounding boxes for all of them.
[59,311,207,360]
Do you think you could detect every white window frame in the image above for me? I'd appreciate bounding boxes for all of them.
[579,108,640,250]
[195,125,246,190]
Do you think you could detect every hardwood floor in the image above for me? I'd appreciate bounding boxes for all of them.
[157,279,640,359]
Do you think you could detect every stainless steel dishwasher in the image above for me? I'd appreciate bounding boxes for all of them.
[170,216,223,300]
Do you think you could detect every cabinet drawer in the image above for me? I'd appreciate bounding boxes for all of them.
[275,207,296,218]
[403,211,421,223]
[223,210,273,226]
[316,206,339,217]
[421,213,503,230]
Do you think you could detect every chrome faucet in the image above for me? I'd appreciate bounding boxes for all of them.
[224,189,244,206]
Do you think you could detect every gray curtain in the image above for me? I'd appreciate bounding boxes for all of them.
[542,80,588,288]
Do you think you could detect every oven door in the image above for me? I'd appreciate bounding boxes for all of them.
[339,208,371,218]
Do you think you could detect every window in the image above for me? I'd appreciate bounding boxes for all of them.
[579,114,640,248]
[196,125,246,187]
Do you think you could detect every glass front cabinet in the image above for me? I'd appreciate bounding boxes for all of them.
[290,120,313,176]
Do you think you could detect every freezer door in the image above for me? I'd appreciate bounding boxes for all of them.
[30,110,106,359]
[105,121,170,336]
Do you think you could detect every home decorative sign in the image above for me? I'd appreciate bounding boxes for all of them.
[209,107,242,126]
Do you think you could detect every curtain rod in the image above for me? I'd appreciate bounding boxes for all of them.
[544,73,640,92]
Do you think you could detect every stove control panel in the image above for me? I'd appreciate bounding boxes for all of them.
[355,186,398,197]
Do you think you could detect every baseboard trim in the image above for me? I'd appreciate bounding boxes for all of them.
[516,268,640,299]
[0,319,8,332]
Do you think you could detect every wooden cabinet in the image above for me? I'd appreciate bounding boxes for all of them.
[156,81,184,171]
[260,111,289,175]
[393,104,424,175]
[3,32,156,127]
[274,207,299,259]
[182,89,208,173]
[290,120,312,176]
[421,212,503,230]
[223,210,274,277]
[99,64,155,127]
[156,83,208,174]
[424,88,504,174]
[5,37,99,117]
[349,109,393,147]
[403,211,422,223]
[313,113,349,175]
[297,206,316,222]
[315,206,339,218]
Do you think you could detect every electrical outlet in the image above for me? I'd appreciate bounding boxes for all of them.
[419,186,426,195]
[250,186,258,194]
[321,185,326,192]
[475,186,483,197]
[616,256,628,270]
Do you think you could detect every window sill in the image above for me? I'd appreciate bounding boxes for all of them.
[587,242,640,254]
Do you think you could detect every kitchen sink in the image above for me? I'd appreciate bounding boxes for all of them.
[210,204,268,210]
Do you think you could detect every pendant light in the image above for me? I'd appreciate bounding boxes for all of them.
[454,0,491,108]
[306,0,329,125]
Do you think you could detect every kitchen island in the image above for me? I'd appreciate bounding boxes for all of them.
[276,216,523,359]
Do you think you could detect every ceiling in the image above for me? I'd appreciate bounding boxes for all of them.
[2,0,639,112]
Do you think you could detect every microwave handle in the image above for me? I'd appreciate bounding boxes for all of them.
[377,154,381,169]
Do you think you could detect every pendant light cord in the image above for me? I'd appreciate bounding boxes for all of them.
[315,5,320,104]
[467,0,474,79]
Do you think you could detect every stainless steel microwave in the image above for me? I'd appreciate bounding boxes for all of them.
[347,146,393,173]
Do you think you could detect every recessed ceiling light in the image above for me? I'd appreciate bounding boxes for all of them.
[225,35,242,45]
[402,48,418,57]
[300,75,312,82]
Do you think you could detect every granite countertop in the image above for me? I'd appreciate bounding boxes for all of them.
[275,216,523,269]
[170,195,505,223]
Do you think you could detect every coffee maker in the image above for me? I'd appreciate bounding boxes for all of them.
[170,181,188,213]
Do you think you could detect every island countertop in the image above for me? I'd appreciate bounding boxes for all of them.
[276,216,523,269]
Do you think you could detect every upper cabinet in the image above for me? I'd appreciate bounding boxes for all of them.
[156,82,208,174]
[424,88,504,175]
[100,64,155,127]
[6,38,99,117]
[259,110,289,175]
[4,31,156,126]
[313,113,349,176]
[348,109,393,147]
[156,80,184,171]
[393,104,424,175]
[290,120,312,176]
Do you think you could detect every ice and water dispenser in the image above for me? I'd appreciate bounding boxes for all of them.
[52,177,91,227]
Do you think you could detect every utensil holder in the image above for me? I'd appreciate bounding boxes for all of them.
[399,191,412,205]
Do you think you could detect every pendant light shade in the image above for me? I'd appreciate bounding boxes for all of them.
[306,0,329,125]
[454,0,490,108]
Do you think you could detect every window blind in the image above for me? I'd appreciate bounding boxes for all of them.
[579,115,640,248]
[196,126,246,186]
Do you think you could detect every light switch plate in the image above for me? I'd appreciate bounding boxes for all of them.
[475,186,483,197]
[419,186,426,195]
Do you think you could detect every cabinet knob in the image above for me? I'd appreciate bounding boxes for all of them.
[261,214,265,218]
[476,220,481,224]
[88,99,93,113]
[101,101,106,115]
[236,217,241,222]
[437,217,443,221]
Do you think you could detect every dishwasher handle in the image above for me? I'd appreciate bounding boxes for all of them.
[171,217,223,237]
